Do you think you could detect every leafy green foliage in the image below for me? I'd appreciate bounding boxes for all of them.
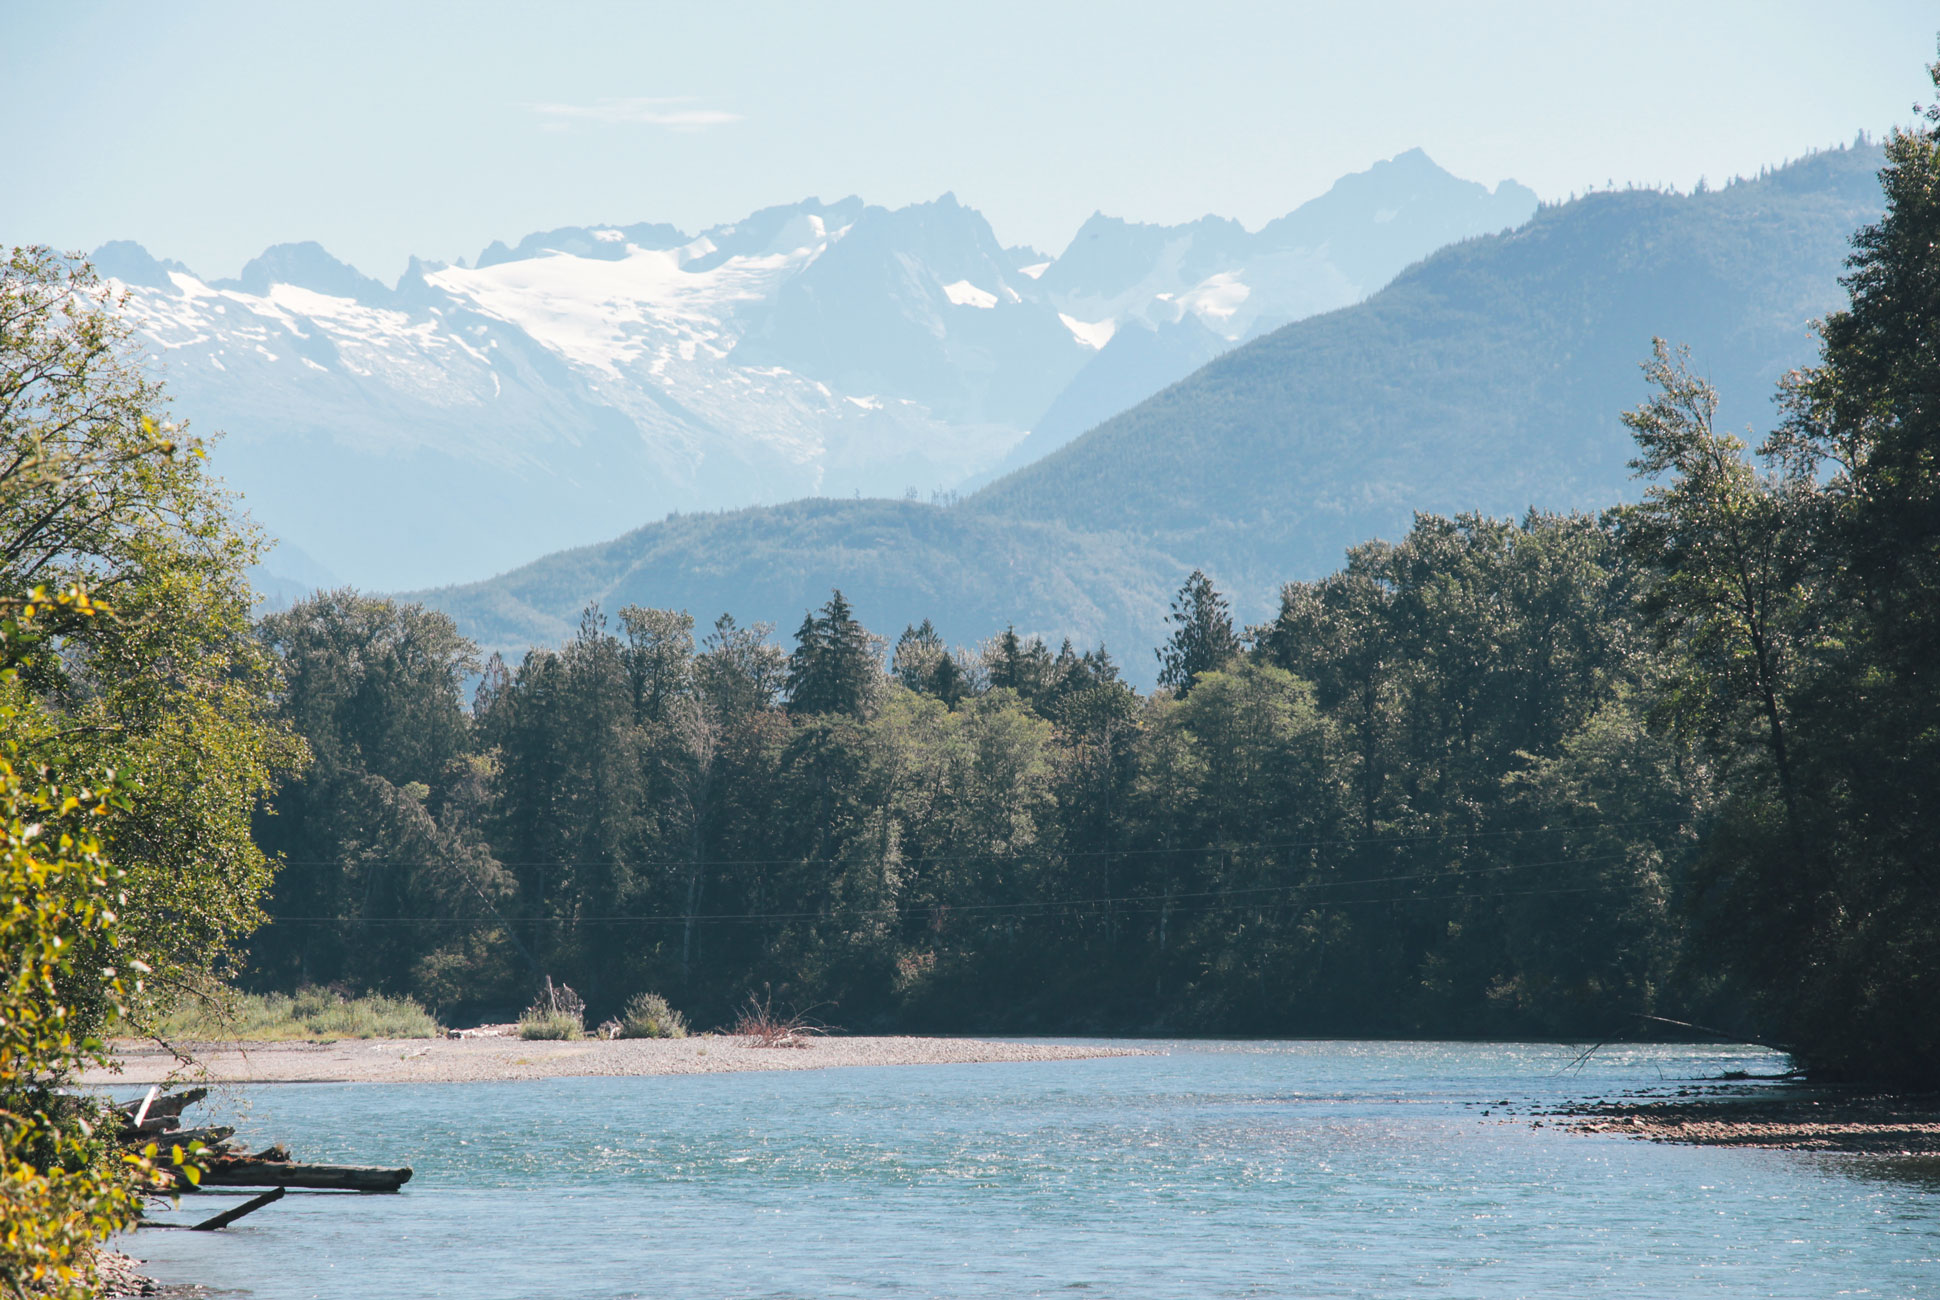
[1619,67,1940,1083]
[1,248,298,1017]
[516,1013,582,1041]
[892,619,974,708]
[251,591,510,1005]
[518,979,586,1040]
[0,748,157,1299]
[1,248,292,1287]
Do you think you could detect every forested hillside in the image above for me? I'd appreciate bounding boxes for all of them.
[418,499,1176,661]
[417,144,1884,673]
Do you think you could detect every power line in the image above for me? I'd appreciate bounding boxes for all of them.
[268,815,1686,873]
[260,848,1660,926]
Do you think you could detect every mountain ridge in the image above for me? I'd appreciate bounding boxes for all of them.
[969,142,1884,598]
[406,144,1884,682]
[94,150,1536,589]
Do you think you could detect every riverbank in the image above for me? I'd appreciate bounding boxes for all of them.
[1561,1089,1940,1154]
[99,1247,176,1298]
[83,1034,1145,1084]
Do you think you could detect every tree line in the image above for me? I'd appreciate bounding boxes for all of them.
[249,513,1701,1044]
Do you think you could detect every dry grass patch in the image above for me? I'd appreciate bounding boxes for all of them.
[731,991,827,1048]
[140,988,440,1041]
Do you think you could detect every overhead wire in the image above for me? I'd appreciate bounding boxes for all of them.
[260,846,1665,926]
[267,813,1686,873]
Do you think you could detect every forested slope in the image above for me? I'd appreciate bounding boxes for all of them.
[424,498,1177,660]
[970,143,1886,599]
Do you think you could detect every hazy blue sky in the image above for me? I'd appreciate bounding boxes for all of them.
[5,2,1934,280]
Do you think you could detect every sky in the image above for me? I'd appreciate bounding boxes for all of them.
[5,1,1935,282]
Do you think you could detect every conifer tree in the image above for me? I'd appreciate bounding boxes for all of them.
[1156,570,1240,697]
[786,589,878,716]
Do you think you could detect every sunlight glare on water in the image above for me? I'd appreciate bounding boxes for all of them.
[119,1041,1939,1299]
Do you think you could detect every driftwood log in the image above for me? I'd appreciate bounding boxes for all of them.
[165,1125,236,1147]
[120,1088,415,1199]
[198,1159,413,1192]
[117,1087,208,1121]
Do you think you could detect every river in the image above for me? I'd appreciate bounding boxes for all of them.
[120,1040,1937,1298]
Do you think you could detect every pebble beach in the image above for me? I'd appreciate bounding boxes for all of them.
[85,1034,1145,1086]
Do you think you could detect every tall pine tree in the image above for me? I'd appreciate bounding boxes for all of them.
[1156,570,1240,697]
[787,590,879,716]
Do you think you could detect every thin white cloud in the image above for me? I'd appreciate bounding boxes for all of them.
[528,97,742,131]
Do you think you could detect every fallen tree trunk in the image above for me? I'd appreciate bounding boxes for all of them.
[197,1160,414,1192]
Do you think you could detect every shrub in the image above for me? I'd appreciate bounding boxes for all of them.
[517,1012,582,1041]
[517,977,584,1040]
[621,991,688,1039]
[731,990,824,1048]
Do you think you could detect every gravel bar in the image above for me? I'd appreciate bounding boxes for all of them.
[84,1035,1147,1085]
[1561,1090,1940,1154]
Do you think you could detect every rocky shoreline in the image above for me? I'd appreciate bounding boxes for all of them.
[1559,1088,1940,1154]
[98,1248,180,1298]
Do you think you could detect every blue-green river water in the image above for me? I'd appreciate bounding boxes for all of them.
[117,1041,1937,1298]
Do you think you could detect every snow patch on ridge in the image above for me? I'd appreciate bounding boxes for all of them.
[943,280,998,309]
[424,241,817,376]
[1058,313,1116,350]
[1179,272,1250,322]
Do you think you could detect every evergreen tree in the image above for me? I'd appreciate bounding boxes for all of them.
[1156,570,1240,696]
[984,625,1054,699]
[787,589,879,716]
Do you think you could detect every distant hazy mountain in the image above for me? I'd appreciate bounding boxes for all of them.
[1000,148,1540,471]
[96,150,1533,589]
[974,145,1885,602]
[413,145,1882,679]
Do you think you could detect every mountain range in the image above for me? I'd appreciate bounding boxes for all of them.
[409,143,1885,681]
[94,150,1535,589]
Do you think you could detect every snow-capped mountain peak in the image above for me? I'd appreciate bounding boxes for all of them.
[97,150,1535,591]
